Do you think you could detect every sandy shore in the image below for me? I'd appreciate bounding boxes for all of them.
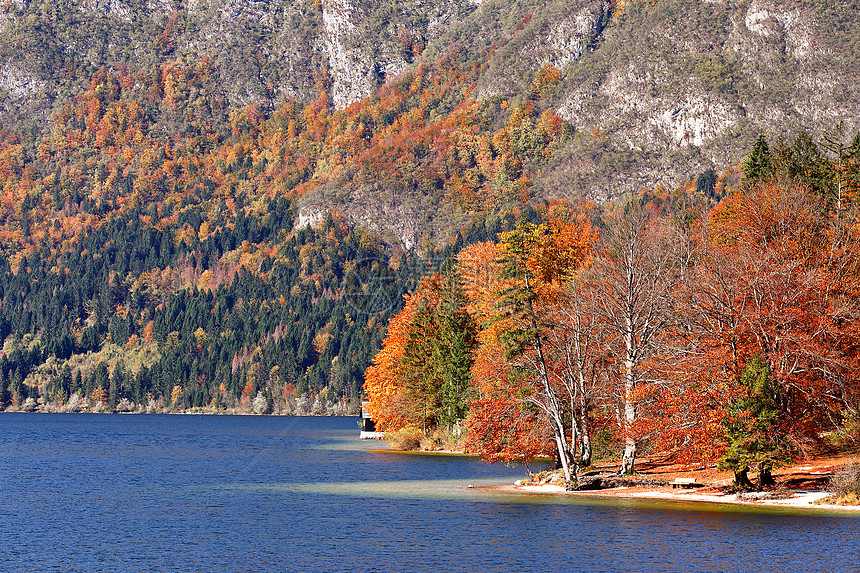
[484,453,860,513]
[505,482,860,512]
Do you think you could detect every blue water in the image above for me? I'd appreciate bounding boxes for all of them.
[1,414,857,572]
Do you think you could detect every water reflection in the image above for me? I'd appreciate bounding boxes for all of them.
[216,474,860,520]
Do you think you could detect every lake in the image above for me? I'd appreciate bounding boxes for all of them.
[0,414,856,572]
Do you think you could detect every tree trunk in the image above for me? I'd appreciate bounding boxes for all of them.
[758,464,776,489]
[550,415,573,482]
[619,440,636,475]
[618,342,637,475]
[570,397,580,469]
[525,272,574,483]
[734,467,753,489]
[578,409,592,468]
[576,366,592,468]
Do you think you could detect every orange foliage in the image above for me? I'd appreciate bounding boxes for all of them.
[641,181,860,462]
[459,214,598,465]
[464,388,554,462]
[0,50,572,269]
[363,291,423,431]
[91,387,108,404]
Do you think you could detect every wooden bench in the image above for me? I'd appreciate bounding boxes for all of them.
[670,477,704,489]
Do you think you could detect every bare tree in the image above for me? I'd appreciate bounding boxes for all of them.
[544,274,606,469]
[590,201,688,475]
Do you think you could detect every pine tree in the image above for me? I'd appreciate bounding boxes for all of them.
[743,134,772,183]
[719,357,788,489]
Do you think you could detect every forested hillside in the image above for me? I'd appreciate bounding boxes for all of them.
[0,0,859,414]
[365,132,860,483]
[0,52,558,412]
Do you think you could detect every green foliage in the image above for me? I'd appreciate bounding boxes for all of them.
[419,426,466,452]
[2,0,859,421]
[742,134,772,183]
[828,412,860,452]
[719,357,790,485]
[778,131,830,195]
[401,269,477,430]
[695,168,717,197]
[743,130,860,206]
[496,221,545,357]
[695,53,739,94]
[434,272,477,428]
[590,428,620,464]
[0,206,416,412]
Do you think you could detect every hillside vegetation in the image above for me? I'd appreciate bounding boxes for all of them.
[0,0,858,414]
[365,135,860,484]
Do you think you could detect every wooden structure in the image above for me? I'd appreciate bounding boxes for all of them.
[359,401,384,440]
[670,477,704,489]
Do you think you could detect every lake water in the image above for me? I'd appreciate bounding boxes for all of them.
[1,414,857,572]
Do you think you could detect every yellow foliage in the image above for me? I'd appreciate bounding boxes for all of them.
[199,269,214,288]
[91,387,108,404]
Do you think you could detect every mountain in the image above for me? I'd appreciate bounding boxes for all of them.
[4,0,857,206]
[0,0,857,413]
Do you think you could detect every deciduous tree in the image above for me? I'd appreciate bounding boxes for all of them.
[590,201,688,475]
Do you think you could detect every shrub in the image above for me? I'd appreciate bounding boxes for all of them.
[591,428,620,463]
[828,413,860,451]
[419,427,466,452]
[827,461,860,505]
[386,428,422,451]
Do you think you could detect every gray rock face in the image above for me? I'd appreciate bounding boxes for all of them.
[1,0,857,211]
[486,0,859,200]
[0,0,474,120]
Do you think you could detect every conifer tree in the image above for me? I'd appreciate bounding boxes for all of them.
[743,134,772,183]
[719,357,787,489]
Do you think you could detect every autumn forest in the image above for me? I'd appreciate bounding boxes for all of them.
[2,0,860,486]
[0,47,571,415]
[364,132,860,483]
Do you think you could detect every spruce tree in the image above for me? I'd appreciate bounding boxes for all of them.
[743,134,772,183]
[719,357,788,489]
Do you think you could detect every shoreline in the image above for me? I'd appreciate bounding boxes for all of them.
[475,452,860,514]
[498,482,860,513]
[0,409,357,417]
[373,442,860,514]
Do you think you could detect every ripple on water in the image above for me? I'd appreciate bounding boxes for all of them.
[2,414,859,573]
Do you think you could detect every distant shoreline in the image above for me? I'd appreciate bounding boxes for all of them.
[0,410,356,416]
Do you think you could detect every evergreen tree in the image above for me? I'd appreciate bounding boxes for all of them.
[0,370,8,408]
[432,270,476,429]
[73,370,83,395]
[786,131,829,195]
[743,134,772,183]
[719,357,788,489]
[695,168,718,197]
[110,363,124,410]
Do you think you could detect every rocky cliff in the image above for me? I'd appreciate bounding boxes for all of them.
[1,0,858,210]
